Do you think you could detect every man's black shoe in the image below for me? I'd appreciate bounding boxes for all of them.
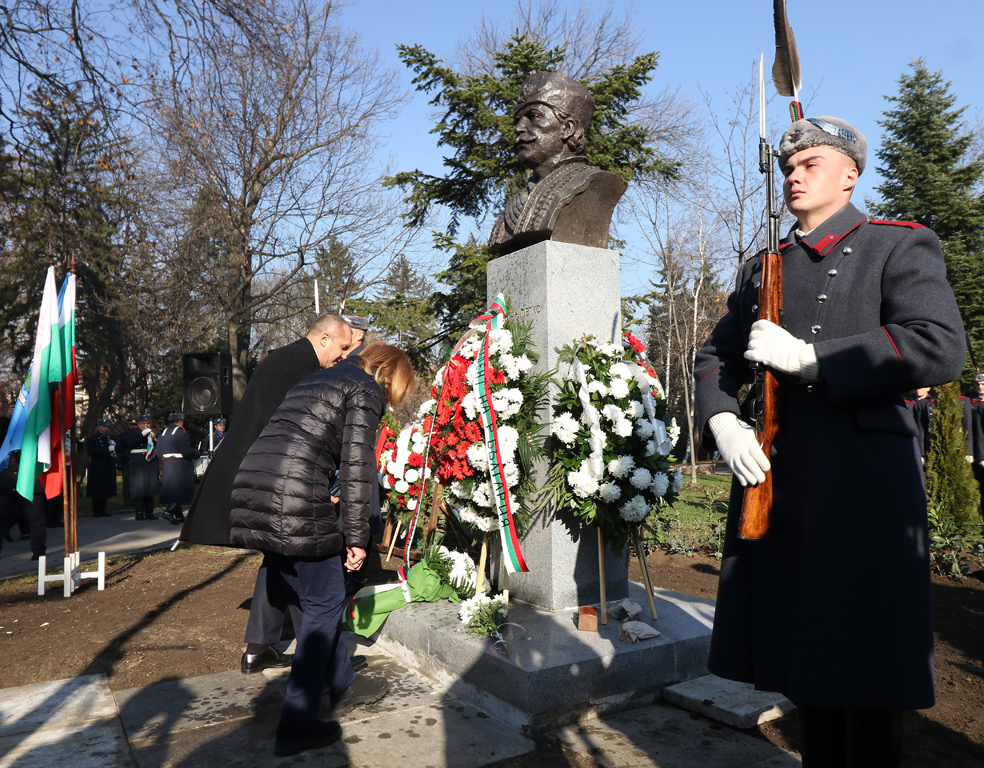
[161,511,180,525]
[274,719,342,757]
[241,647,292,674]
[330,674,389,717]
[352,655,368,672]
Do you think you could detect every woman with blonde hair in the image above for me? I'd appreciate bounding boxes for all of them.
[230,343,414,757]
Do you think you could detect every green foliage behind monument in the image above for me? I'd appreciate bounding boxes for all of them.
[872,60,984,383]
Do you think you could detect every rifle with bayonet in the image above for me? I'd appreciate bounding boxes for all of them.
[738,0,803,540]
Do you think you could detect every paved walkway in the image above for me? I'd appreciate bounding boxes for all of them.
[0,508,181,581]
[0,514,802,767]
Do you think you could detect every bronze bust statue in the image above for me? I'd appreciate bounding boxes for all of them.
[489,72,626,256]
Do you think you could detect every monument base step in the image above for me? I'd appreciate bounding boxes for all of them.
[374,581,715,734]
[663,674,796,729]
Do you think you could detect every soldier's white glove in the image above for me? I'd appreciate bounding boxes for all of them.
[708,412,770,487]
[966,455,974,463]
[979,460,984,468]
[744,320,821,381]
[141,428,153,437]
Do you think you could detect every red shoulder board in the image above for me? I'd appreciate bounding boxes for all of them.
[868,220,926,229]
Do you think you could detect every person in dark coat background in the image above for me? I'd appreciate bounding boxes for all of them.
[971,373,984,506]
[180,315,353,674]
[85,419,118,517]
[230,343,415,757]
[158,413,200,525]
[694,115,965,767]
[117,414,160,521]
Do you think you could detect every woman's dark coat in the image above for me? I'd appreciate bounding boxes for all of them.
[694,203,966,710]
[180,338,321,546]
[84,432,118,499]
[229,365,384,559]
[157,425,200,505]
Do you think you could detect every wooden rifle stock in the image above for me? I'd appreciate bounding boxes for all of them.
[738,246,782,540]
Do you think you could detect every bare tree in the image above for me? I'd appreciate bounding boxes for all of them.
[150,0,412,402]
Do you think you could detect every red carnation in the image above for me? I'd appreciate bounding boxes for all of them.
[464,421,482,443]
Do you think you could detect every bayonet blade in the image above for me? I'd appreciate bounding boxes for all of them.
[759,53,767,142]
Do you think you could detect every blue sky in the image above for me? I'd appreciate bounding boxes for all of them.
[342,0,983,206]
[341,1,984,297]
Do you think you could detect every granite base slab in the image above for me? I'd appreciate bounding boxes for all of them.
[375,582,715,733]
[548,698,802,767]
[663,674,796,729]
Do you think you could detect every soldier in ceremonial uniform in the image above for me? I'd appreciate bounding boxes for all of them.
[117,414,160,520]
[158,412,200,525]
[85,419,118,517]
[695,115,965,766]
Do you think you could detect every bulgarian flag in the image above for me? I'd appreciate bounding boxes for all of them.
[16,267,60,501]
[41,273,78,499]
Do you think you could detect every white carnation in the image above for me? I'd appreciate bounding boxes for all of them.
[608,455,635,478]
[394,480,410,494]
[459,593,497,624]
[407,497,418,511]
[457,506,498,532]
[472,482,491,507]
[503,461,520,488]
[404,468,420,484]
[601,403,624,424]
[461,390,480,420]
[587,380,610,397]
[416,399,437,418]
[599,482,621,503]
[596,342,622,357]
[551,412,580,445]
[450,481,468,499]
[466,443,489,472]
[668,418,681,445]
[650,471,670,497]
[496,425,519,458]
[491,387,523,419]
[614,418,634,438]
[609,377,630,399]
[630,467,653,490]
[635,419,655,439]
[609,362,633,379]
[619,495,650,522]
[645,440,658,457]
[568,460,600,499]
[626,401,645,419]
[487,329,513,356]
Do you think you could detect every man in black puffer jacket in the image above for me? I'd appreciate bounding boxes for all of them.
[230,344,415,757]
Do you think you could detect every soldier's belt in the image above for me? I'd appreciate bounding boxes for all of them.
[162,453,184,459]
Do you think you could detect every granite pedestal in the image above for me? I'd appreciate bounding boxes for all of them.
[487,240,627,611]
[375,583,714,733]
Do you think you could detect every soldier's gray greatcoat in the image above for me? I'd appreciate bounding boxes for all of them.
[694,202,966,710]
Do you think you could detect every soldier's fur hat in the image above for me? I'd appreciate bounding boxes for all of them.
[779,116,867,175]
[168,412,184,422]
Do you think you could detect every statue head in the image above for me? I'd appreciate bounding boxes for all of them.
[513,72,594,173]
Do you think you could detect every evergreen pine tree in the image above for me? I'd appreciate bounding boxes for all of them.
[871,60,984,380]
[0,86,134,431]
[924,382,981,530]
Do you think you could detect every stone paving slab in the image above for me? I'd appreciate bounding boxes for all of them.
[548,699,801,767]
[663,674,795,729]
[127,686,533,768]
[0,719,135,768]
[0,673,117,736]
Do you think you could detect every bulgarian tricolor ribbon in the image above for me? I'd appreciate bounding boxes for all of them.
[473,295,528,574]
